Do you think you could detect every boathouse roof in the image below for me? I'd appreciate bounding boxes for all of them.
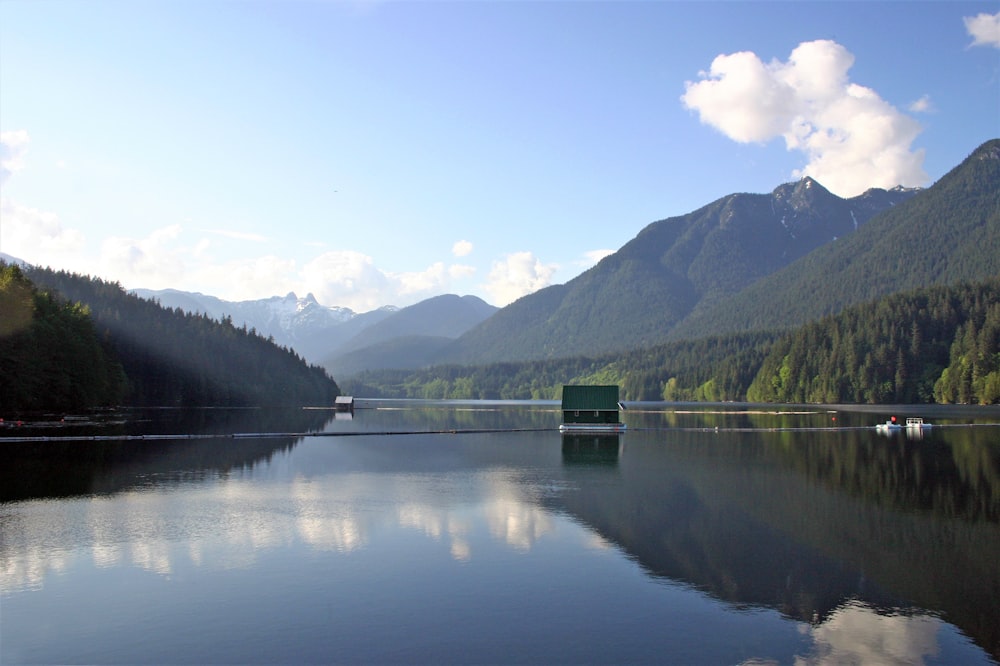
[561,385,620,411]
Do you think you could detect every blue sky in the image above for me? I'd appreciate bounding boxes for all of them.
[2,1,998,311]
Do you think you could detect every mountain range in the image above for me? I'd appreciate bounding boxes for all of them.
[23,139,998,380]
[435,140,997,367]
[132,288,497,368]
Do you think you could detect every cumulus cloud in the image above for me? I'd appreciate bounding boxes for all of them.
[448,263,476,280]
[0,198,87,269]
[100,225,188,288]
[299,250,468,311]
[452,239,473,257]
[682,39,928,197]
[965,11,1000,48]
[0,130,89,271]
[482,251,557,307]
[0,130,30,187]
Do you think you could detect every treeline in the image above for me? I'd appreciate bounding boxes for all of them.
[1,264,126,411]
[3,264,340,410]
[747,279,1000,404]
[344,279,1000,405]
[343,331,778,402]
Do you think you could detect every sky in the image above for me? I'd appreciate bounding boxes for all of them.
[2,1,999,312]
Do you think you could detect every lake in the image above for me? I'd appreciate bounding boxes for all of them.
[2,401,999,664]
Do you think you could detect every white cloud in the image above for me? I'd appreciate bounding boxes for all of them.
[908,95,934,113]
[0,198,87,269]
[100,225,187,288]
[482,251,557,307]
[300,250,390,310]
[299,251,464,311]
[0,130,31,187]
[0,130,88,271]
[197,255,300,301]
[581,249,615,266]
[965,11,1000,48]
[452,239,473,257]
[448,263,475,280]
[682,40,928,197]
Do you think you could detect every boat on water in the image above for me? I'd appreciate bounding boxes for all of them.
[875,420,901,433]
[875,416,932,434]
[905,417,931,430]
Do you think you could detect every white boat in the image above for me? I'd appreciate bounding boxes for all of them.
[875,420,902,433]
[875,416,931,435]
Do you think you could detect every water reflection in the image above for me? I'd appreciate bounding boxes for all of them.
[561,433,622,465]
[2,403,998,663]
[797,601,947,665]
[1,456,557,596]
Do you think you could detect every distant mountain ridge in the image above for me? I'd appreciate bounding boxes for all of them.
[133,288,497,367]
[439,176,921,364]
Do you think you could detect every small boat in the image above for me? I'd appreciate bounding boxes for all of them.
[875,419,902,433]
[905,417,931,430]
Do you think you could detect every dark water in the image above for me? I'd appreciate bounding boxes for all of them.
[2,402,998,664]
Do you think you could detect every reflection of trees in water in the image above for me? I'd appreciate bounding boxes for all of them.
[0,408,331,502]
[553,429,1000,659]
[763,427,1000,522]
[359,403,560,431]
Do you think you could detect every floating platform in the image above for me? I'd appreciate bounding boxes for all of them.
[559,423,627,433]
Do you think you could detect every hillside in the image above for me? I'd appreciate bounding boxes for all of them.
[345,278,1000,405]
[670,139,1000,340]
[1,263,125,411]
[22,267,340,408]
[321,294,497,375]
[441,176,918,364]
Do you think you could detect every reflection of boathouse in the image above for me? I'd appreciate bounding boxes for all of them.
[561,434,622,466]
[559,385,626,432]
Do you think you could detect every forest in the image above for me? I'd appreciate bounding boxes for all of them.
[1,264,340,412]
[343,279,1000,406]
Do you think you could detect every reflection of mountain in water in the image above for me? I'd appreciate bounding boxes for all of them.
[0,408,331,502]
[554,429,1000,659]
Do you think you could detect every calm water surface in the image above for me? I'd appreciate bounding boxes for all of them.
[2,402,998,664]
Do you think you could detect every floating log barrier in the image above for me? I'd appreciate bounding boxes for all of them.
[1,422,997,444]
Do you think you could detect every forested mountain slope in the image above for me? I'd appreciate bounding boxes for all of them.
[21,266,340,408]
[345,279,1000,405]
[442,176,916,364]
[670,139,1000,340]
[1,264,125,411]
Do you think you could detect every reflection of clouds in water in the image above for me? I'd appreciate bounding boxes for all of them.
[795,600,941,665]
[0,467,552,589]
[484,498,553,552]
[297,514,365,553]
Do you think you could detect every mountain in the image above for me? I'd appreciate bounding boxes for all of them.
[132,288,394,362]
[322,294,498,376]
[133,289,496,369]
[441,177,920,364]
[668,138,1000,340]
